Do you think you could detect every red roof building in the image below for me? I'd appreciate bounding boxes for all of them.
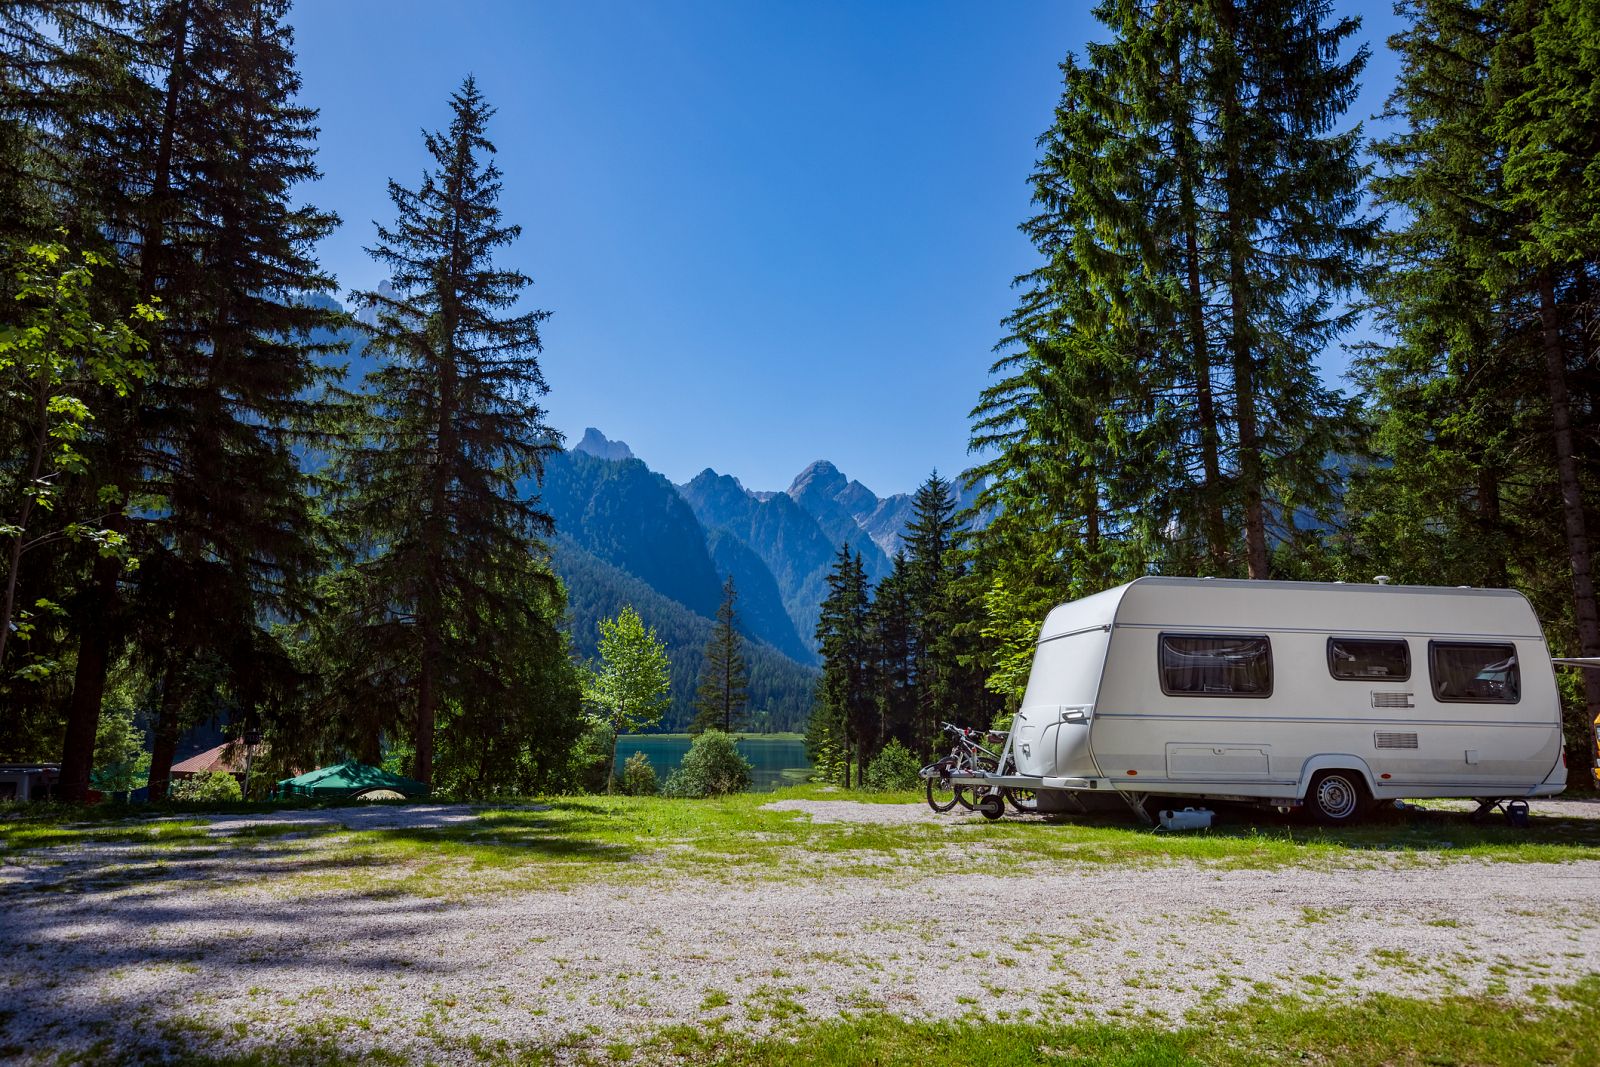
[170,742,264,778]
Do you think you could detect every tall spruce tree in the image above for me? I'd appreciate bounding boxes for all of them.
[1494,0,1600,752]
[810,544,872,785]
[1208,0,1372,576]
[692,576,750,734]
[866,550,915,751]
[0,2,146,762]
[1357,0,1600,769]
[904,472,974,748]
[320,78,565,788]
[969,1,1371,705]
[41,0,343,800]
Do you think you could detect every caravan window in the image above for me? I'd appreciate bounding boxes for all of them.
[1327,638,1411,681]
[1159,634,1273,698]
[1430,642,1520,703]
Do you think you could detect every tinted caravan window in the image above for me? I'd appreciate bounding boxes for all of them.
[1327,638,1411,681]
[1430,642,1520,704]
[1159,634,1272,697]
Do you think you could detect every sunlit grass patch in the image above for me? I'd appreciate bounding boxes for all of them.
[6,787,1600,902]
[0,817,213,858]
[637,976,1600,1066]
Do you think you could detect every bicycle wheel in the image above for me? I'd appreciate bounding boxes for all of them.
[954,756,998,811]
[926,774,959,813]
[999,756,1036,813]
[1004,788,1038,814]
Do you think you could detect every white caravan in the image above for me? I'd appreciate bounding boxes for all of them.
[974,577,1567,823]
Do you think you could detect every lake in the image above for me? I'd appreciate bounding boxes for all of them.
[612,734,812,792]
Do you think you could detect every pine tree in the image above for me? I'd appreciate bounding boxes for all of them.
[904,473,965,747]
[970,0,1370,668]
[811,544,871,786]
[1354,0,1517,591]
[866,550,915,750]
[1357,0,1600,769]
[320,78,564,788]
[692,576,749,734]
[1494,0,1600,754]
[1208,0,1372,576]
[40,0,342,800]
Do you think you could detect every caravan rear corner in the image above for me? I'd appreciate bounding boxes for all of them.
[1009,577,1567,822]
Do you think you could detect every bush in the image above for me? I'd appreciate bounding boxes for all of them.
[618,751,658,796]
[663,731,753,798]
[170,771,242,803]
[864,739,920,792]
[561,721,616,794]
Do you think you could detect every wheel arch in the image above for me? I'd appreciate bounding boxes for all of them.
[1294,755,1377,802]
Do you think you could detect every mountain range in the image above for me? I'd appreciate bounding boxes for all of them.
[309,296,975,730]
[535,428,985,730]
[537,428,985,729]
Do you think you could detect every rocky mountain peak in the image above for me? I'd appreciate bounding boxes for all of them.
[787,460,847,500]
[572,427,636,463]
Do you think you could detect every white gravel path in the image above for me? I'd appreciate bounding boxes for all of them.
[2,800,1598,1064]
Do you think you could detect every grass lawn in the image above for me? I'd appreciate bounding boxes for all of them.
[639,978,1600,1067]
[5,785,1600,899]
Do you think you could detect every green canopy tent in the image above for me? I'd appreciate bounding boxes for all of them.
[274,761,429,800]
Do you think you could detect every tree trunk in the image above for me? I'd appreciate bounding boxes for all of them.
[147,660,185,802]
[1477,466,1508,589]
[415,631,437,788]
[60,0,192,803]
[607,726,619,795]
[1536,270,1600,765]
[1216,0,1269,579]
[1175,91,1227,571]
[58,547,121,802]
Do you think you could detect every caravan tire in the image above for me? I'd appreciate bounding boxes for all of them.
[1306,770,1368,825]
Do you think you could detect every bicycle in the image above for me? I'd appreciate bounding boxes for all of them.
[923,722,1001,813]
[922,721,1037,815]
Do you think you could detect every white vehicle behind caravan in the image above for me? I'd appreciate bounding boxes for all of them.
[958,577,1567,823]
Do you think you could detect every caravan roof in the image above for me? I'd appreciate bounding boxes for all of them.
[1038,577,1541,645]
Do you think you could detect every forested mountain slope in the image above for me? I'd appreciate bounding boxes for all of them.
[553,534,815,732]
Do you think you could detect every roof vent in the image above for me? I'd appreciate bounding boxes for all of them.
[1373,574,1391,586]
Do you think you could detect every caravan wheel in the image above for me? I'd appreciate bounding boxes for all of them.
[1306,771,1367,825]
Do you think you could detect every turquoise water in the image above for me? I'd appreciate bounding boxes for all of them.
[612,734,812,792]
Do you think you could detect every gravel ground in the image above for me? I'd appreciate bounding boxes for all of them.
[3,799,1599,1063]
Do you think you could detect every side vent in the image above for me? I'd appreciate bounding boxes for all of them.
[1372,691,1415,709]
[1374,731,1419,749]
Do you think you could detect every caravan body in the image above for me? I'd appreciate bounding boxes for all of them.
[1010,578,1566,812]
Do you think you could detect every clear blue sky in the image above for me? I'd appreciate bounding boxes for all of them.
[288,1,1405,498]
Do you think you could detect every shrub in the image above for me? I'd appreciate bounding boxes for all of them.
[562,721,615,794]
[170,771,242,803]
[619,751,658,796]
[865,739,920,792]
[663,731,753,798]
